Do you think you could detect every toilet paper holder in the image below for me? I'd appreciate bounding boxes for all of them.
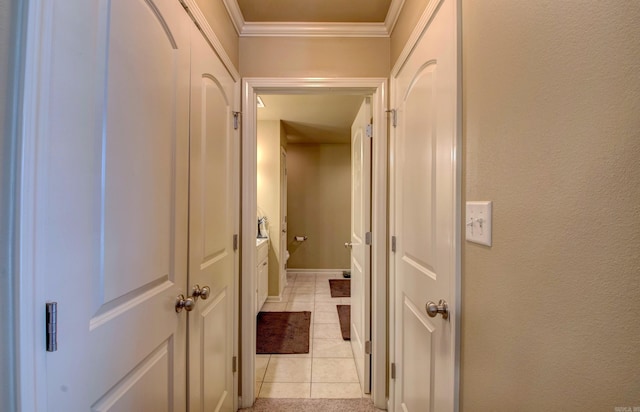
[294,236,308,242]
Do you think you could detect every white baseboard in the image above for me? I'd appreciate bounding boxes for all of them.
[265,295,283,303]
[287,268,349,274]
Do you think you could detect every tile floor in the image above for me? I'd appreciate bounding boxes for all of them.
[256,272,364,400]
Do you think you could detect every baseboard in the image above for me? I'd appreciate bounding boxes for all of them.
[287,268,349,274]
[265,295,283,303]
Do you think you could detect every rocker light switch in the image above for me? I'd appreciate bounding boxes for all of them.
[466,201,492,246]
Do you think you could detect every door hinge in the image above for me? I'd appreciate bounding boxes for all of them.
[232,356,237,373]
[365,340,372,354]
[366,123,373,138]
[365,232,372,245]
[391,362,396,379]
[386,109,397,128]
[233,234,238,251]
[233,111,241,130]
[391,235,397,252]
[46,302,58,352]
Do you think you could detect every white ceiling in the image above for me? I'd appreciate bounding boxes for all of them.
[257,94,366,144]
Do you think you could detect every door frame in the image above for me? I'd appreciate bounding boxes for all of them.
[241,77,388,409]
[388,0,462,410]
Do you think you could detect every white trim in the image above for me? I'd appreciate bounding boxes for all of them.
[222,0,404,38]
[18,0,51,409]
[180,0,240,81]
[241,77,388,410]
[390,0,443,77]
[384,0,406,35]
[241,22,388,38]
[265,296,283,303]
[221,0,244,35]
[287,268,348,274]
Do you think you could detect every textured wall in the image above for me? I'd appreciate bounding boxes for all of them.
[461,1,640,410]
[287,143,351,270]
[240,37,390,78]
[194,0,239,70]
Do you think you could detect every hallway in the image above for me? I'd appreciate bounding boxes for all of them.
[255,272,362,399]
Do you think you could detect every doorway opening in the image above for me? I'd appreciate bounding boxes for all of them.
[254,93,367,399]
[240,78,388,410]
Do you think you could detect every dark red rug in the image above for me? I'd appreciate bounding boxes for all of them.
[337,305,350,341]
[329,279,351,297]
[256,311,311,354]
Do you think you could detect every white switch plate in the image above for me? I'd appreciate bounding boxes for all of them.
[466,201,492,246]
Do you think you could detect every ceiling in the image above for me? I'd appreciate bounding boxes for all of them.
[236,0,391,23]
[223,0,403,37]
[257,94,366,144]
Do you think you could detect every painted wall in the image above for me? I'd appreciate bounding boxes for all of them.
[461,1,640,410]
[390,0,431,68]
[194,0,239,70]
[287,143,351,270]
[240,37,390,78]
[257,120,284,296]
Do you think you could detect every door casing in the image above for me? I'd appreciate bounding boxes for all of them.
[241,77,388,409]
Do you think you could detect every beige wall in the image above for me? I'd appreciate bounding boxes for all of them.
[257,120,285,296]
[194,0,239,70]
[287,143,351,270]
[240,37,390,77]
[390,0,431,68]
[461,1,640,410]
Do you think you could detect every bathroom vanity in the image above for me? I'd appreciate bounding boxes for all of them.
[256,238,269,315]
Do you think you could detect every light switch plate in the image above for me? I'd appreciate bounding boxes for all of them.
[466,201,492,246]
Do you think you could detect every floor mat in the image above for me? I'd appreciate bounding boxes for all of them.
[329,279,351,297]
[337,305,351,340]
[256,311,311,354]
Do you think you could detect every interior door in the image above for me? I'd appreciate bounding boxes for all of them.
[350,97,372,394]
[188,25,238,412]
[42,0,190,409]
[280,148,287,288]
[391,0,458,410]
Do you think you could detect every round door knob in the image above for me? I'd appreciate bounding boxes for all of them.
[191,284,211,301]
[175,294,196,313]
[344,242,353,249]
[425,299,449,320]
[198,285,210,300]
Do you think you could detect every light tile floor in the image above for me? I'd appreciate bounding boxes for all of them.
[256,272,362,399]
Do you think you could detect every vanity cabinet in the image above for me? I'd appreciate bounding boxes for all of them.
[256,239,269,315]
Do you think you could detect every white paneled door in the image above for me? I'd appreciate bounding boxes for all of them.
[187,24,238,412]
[391,0,459,410]
[350,97,372,394]
[38,1,239,410]
[42,0,191,409]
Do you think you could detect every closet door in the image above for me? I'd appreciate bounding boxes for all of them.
[42,0,190,409]
[187,24,239,412]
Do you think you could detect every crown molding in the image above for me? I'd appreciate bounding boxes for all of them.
[385,0,405,35]
[222,0,244,35]
[223,0,404,38]
[242,22,388,37]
